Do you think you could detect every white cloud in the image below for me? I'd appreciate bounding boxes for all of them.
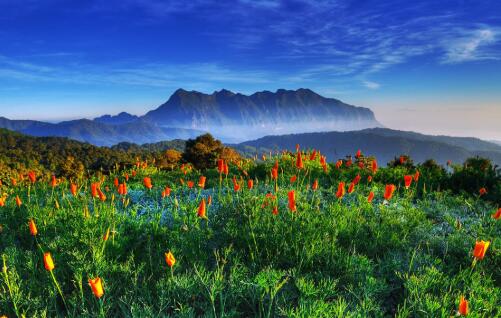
[363,81,380,90]
[442,28,498,63]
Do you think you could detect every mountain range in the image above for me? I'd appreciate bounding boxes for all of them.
[0,88,380,146]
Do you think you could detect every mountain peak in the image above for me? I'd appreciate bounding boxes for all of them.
[94,112,139,125]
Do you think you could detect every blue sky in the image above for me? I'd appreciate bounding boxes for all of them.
[1,0,500,139]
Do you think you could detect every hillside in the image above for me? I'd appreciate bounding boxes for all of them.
[235,128,501,165]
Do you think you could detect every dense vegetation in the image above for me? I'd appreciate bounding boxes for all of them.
[0,136,500,317]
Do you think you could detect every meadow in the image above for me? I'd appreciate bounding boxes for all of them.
[0,149,500,317]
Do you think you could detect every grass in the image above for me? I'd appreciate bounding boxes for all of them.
[0,153,500,317]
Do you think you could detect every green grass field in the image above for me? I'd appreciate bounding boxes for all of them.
[1,152,500,317]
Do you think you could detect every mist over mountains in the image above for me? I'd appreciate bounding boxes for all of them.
[0,88,380,146]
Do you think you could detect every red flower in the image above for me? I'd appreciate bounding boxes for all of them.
[335,160,343,169]
[473,240,490,260]
[271,167,278,180]
[198,176,206,189]
[336,182,345,199]
[114,178,119,188]
[371,160,378,174]
[356,149,362,158]
[312,179,318,191]
[28,171,36,184]
[309,150,317,161]
[288,190,296,212]
[458,296,468,316]
[347,182,355,194]
[404,175,413,189]
[296,152,304,169]
[247,179,254,190]
[290,175,297,183]
[187,181,194,189]
[352,174,361,185]
[197,199,207,219]
[367,191,375,203]
[479,187,487,196]
[492,208,501,220]
[217,159,225,174]
[399,156,406,164]
[414,171,420,182]
[50,175,57,188]
[70,183,77,196]
[367,175,373,183]
[143,177,153,190]
[384,184,396,201]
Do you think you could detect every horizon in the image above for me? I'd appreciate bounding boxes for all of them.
[1,0,501,140]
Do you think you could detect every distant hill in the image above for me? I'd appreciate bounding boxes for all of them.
[143,88,381,142]
[94,112,139,125]
[0,117,204,147]
[234,128,501,165]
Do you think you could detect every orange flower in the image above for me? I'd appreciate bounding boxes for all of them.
[233,182,240,192]
[103,228,110,241]
[399,155,406,164]
[296,152,304,169]
[347,182,355,194]
[43,252,55,271]
[50,175,57,188]
[125,173,129,181]
[458,295,469,316]
[367,191,375,203]
[113,178,119,188]
[336,182,345,199]
[288,190,296,212]
[223,163,229,175]
[371,160,378,174]
[247,179,254,190]
[91,183,99,198]
[479,187,487,196]
[198,176,206,189]
[367,175,373,183]
[118,183,127,196]
[11,178,17,186]
[404,175,413,189]
[208,195,212,205]
[97,188,106,202]
[272,206,279,215]
[143,177,153,190]
[132,170,137,177]
[70,183,77,196]
[162,186,171,198]
[197,199,207,219]
[28,171,36,183]
[164,251,176,268]
[0,197,5,207]
[492,208,501,220]
[473,240,490,260]
[384,184,396,201]
[309,150,317,161]
[217,159,225,173]
[88,277,104,298]
[312,179,318,191]
[271,167,278,180]
[187,181,194,189]
[352,174,361,185]
[414,171,420,182]
[345,159,352,167]
[15,196,22,207]
[290,175,297,183]
[29,218,38,236]
[335,160,343,169]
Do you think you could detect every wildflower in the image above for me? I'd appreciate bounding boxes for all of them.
[28,171,36,183]
[296,152,303,169]
[208,195,212,205]
[479,188,487,196]
[312,179,318,191]
[310,150,317,161]
[198,199,207,219]
[336,182,346,199]
[29,218,38,236]
[143,177,153,190]
[367,191,375,203]
[384,184,396,201]
[118,183,127,196]
[198,176,206,189]
[399,156,406,164]
[347,182,355,194]
[247,179,254,190]
[50,175,57,188]
[367,175,373,183]
[345,159,352,167]
[187,181,194,189]
[288,190,296,212]
[15,196,22,207]
[97,188,106,202]
[290,175,297,183]
[217,159,225,174]
[404,175,413,189]
[88,277,104,298]
[492,208,501,220]
[414,171,420,182]
[103,228,110,241]
[271,167,278,180]
[162,186,171,198]
[43,252,55,271]
[91,183,99,198]
[223,163,229,175]
[352,174,361,185]
[272,206,278,215]
[70,183,77,196]
[165,251,176,268]
[458,296,469,316]
[473,240,490,260]
[356,149,362,158]
[335,160,342,169]
[11,178,17,186]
